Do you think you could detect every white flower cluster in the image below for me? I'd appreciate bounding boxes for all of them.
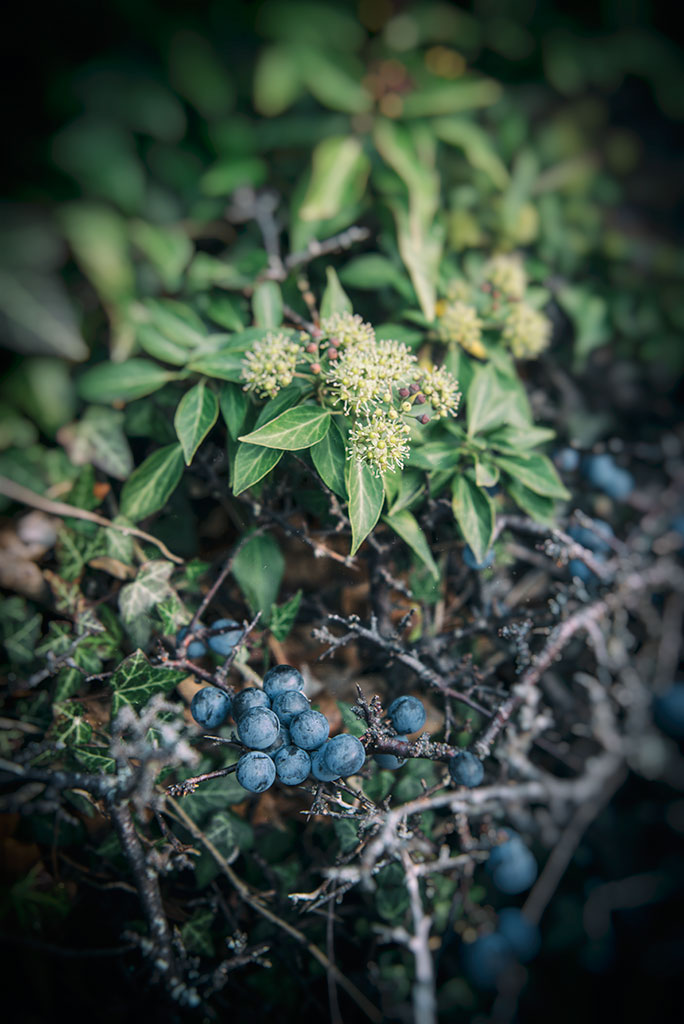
[241,332,302,399]
[502,302,552,359]
[435,300,486,358]
[326,336,416,414]
[349,409,412,476]
[483,253,527,299]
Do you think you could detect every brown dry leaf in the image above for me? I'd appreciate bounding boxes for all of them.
[88,555,135,580]
[0,524,49,599]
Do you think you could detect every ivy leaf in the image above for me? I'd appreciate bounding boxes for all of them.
[300,137,369,223]
[270,590,302,642]
[219,383,248,440]
[494,453,570,499]
[118,560,175,630]
[239,406,331,451]
[345,459,384,556]
[466,364,513,437]
[51,702,93,746]
[181,908,215,957]
[77,359,178,403]
[310,419,347,497]
[120,443,184,521]
[320,266,353,319]
[232,444,284,495]
[451,475,495,563]
[384,509,439,579]
[174,380,219,465]
[72,747,116,774]
[252,281,283,328]
[109,650,185,715]
[232,532,284,621]
[504,477,556,525]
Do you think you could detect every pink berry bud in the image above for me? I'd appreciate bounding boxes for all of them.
[311,362,321,374]
[398,387,409,398]
[327,347,339,360]
[306,342,318,353]
[330,337,341,347]
[311,328,322,339]
[409,383,420,394]
[419,413,429,425]
[414,393,426,405]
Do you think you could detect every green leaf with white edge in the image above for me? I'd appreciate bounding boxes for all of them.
[253,45,302,116]
[384,509,439,579]
[475,459,500,488]
[390,200,443,323]
[136,325,191,366]
[109,650,185,715]
[504,477,556,525]
[203,294,245,332]
[181,908,215,957]
[494,453,570,500]
[129,221,192,292]
[320,266,352,320]
[232,532,284,621]
[74,406,133,480]
[120,443,185,521]
[299,136,369,222]
[174,380,219,465]
[310,418,347,497]
[345,458,385,557]
[451,474,495,563]
[252,280,283,329]
[78,359,178,403]
[219,382,248,440]
[488,423,557,452]
[270,589,302,642]
[118,560,175,628]
[385,468,426,515]
[408,441,461,472]
[137,298,207,348]
[239,406,331,451]
[51,702,93,746]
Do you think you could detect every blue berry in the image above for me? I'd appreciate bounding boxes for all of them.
[310,743,340,782]
[190,686,231,729]
[487,830,538,894]
[568,519,613,582]
[236,751,275,793]
[464,545,495,570]
[177,626,207,658]
[322,734,366,777]
[374,735,408,770]
[448,750,484,788]
[554,447,580,473]
[387,695,426,734]
[271,690,310,726]
[207,618,243,656]
[462,933,515,989]
[497,908,541,962]
[263,664,305,698]
[653,682,684,739]
[265,725,290,754]
[273,745,312,785]
[582,454,634,500]
[231,688,271,721]
[289,709,329,750]
[237,707,280,750]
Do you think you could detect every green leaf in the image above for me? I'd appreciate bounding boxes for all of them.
[200,156,268,197]
[504,477,556,525]
[135,326,190,366]
[118,560,175,628]
[51,702,92,746]
[232,533,284,620]
[72,406,134,480]
[320,266,352,320]
[494,453,570,499]
[0,268,88,362]
[109,650,185,715]
[72,747,116,774]
[488,424,557,452]
[474,459,500,488]
[252,281,283,329]
[384,509,439,579]
[466,363,532,437]
[337,701,366,738]
[120,443,185,521]
[310,419,347,497]
[78,359,177,404]
[432,116,509,189]
[232,444,284,494]
[203,294,245,332]
[345,459,385,556]
[339,254,412,294]
[181,908,215,957]
[253,45,302,116]
[239,406,331,451]
[384,467,425,515]
[408,440,461,471]
[219,382,248,440]
[300,51,372,114]
[270,590,302,642]
[402,77,501,118]
[451,475,495,563]
[174,381,219,465]
[129,221,192,292]
[299,136,369,222]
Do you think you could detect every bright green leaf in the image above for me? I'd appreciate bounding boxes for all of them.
[78,359,177,404]
[219,383,248,440]
[232,443,284,495]
[239,406,331,451]
[232,532,284,620]
[120,443,184,521]
[310,419,347,497]
[299,136,369,222]
[252,280,283,328]
[270,590,302,642]
[320,266,353,320]
[384,509,439,579]
[494,453,570,499]
[174,381,219,465]
[109,650,185,715]
[451,475,495,563]
[346,459,385,556]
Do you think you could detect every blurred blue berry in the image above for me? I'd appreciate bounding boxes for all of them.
[190,686,231,729]
[290,709,330,750]
[263,664,305,698]
[554,447,580,473]
[387,695,426,734]
[582,454,634,500]
[207,617,243,656]
[449,750,484,788]
[177,626,206,658]
[462,933,515,989]
[322,734,366,777]
[273,745,312,785]
[232,687,271,721]
[374,735,408,770]
[236,751,275,793]
[464,545,495,570]
[497,908,541,962]
[487,830,538,894]
[271,690,310,726]
[237,707,280,750]
[653,682,684,739]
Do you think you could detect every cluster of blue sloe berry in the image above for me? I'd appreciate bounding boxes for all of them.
[463,907,541,989]
[178,618,244,658]
[190,664,366,794]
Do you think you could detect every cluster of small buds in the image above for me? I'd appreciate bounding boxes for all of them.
[241,332,302,399]
[419,365,462,419]
[502,302,552,359]
[482,253,527,300]
[326,336,416,414]
[446,278,474,303]
[435,300,486,359]
[319,311,375,348]
[349,409,412,476]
